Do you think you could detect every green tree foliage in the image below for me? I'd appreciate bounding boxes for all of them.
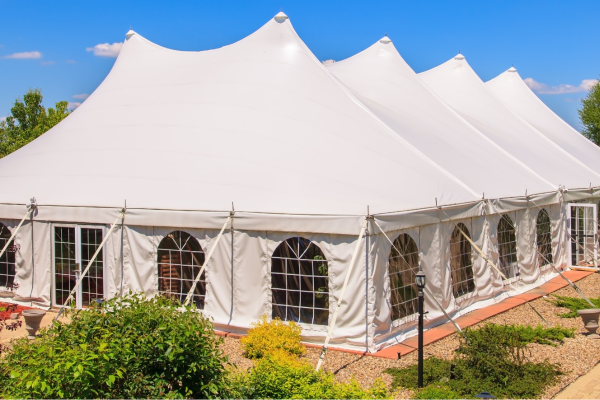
[579,78,600,145]
[386,323,567,399]
[0,294,229,399]
[0,88,70,158]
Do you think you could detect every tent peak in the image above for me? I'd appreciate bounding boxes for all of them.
[125,29,136,40]
[274,10,288,23]
[379,35,392,44]
[508,66,517,73]
[454,52,465,60]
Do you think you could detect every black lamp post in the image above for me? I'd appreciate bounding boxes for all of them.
[415,267,426,388]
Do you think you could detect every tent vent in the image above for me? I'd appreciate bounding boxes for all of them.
[274,11,288,23]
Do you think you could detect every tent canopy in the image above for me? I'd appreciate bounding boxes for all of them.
[326,37,555,199]
[0,13,479,219]
[418,55,600,190]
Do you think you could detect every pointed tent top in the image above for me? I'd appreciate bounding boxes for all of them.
[125,29,136,39]
[508,66,517,72]
[454,52,465,60]
[379,35,392,44]
[274,10,288,23]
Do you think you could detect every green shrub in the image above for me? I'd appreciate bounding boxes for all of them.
[0,293,228,399]
[241,315,305,359]
[546,294,600,318]
[413,384,460,399]
[386,323,564,399]
[232,350,388,399]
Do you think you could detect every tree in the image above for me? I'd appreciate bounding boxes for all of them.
[579,78,600,145]
[0,88,70,158]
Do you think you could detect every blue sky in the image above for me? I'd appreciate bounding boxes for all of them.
[1,0,598,129]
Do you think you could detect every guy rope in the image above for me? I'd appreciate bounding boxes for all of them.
[0,198,37,260]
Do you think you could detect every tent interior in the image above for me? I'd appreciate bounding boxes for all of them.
[0,12,599,352]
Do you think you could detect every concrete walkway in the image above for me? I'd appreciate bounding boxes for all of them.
[555,362,600,399]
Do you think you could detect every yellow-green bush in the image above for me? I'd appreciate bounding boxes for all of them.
[241,315,305,359]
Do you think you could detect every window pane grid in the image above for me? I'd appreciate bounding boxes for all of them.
[536,209,553,269]
[388,234,419,321]
[271,237,329,325]
[157,231,206,309]
[498,214,519,280]
[80,228,104,306]
[450,223,475,298]
[0,224,16,289]
[54,227,76,306]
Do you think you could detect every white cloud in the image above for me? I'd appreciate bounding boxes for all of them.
[66,59,77,64]
[86,42,123,57]
[72,93,89,100]
[68,102,81,110]
[0,117,5,122]
[4,51,42,59]
[41,60,55,66]
[524,77,599,95]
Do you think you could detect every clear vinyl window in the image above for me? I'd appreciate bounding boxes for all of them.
[449,223,475,298]
[388,233,419,321]
[536,209,553,268]
[271,237,329,325]
[0,224,15,289]
[157,231,206,309]
[498,214,519,280]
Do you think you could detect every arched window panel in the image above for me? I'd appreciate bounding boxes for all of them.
[389,234,419,321]
[271,237,329,325]
[498,214,519,280]
[0,224,15,289]
[536,209,553,268]
[449,223,475,298]
[157,231,206,309]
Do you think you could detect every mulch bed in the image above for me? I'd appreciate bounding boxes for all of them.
[220,272,600,399]
[0,302,32,320]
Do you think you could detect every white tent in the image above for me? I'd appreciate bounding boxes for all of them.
[418,55,600,190]
[0,13,598,351]
[486,67,600,173]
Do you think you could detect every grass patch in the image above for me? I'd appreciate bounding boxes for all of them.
[386,323,567,399]
[546,294,600,318]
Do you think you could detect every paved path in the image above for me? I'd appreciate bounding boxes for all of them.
[555,361,600,399]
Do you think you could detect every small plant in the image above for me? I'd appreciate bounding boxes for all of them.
[547,294,600,318]
[386,323,563,399]
[0,293,229,399]
[241,315,305,359]
[413,384,460,399]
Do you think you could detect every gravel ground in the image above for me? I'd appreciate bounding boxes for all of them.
[220,272,600,399]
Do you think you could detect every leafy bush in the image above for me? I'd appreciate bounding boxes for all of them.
[547,294,600,318]
[413,384,460,399]
[231,350,388,399]
[241,315,305,359]
[386,323,563,399]
[0,294,228,399]
[231,316,388,399]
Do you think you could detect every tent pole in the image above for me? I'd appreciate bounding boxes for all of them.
[371,219,468,342]
[316,218,368,372]
[183,215,232,307]
[53,208,125,326]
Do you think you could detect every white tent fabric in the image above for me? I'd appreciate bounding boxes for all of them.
[326,37,554,199]
[0,12,596,352]
[418,55,600,190]
[0,14,480,221]
[486,67,600,173]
